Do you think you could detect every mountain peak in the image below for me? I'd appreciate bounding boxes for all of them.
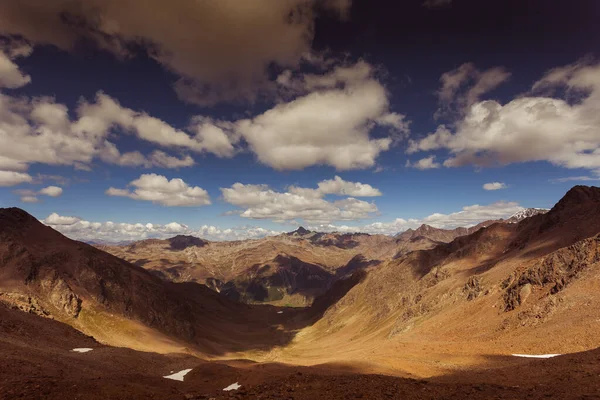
[289,226,312,236]
[415,224,434,232]
[0,207,57,242]
[0,207,38,225]
[167,235,209,250]
[506,208,549,223]
[554,185,600,210]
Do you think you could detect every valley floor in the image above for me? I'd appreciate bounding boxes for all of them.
[2,303,600,400]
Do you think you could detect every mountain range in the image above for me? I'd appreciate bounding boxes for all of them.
[97,208,548,306]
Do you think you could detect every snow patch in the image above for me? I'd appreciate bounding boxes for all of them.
[223,382,242,391]
[163,368,192,381]
[71,348,93,353]
[512,354,561,359]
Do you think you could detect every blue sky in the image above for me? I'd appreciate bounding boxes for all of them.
[0,0,599,242]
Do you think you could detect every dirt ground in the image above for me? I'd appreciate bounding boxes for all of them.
[2,303,600,400]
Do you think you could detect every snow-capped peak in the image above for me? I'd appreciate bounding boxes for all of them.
[507,208,549,223]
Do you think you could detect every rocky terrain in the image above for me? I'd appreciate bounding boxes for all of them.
[273,186,600,373]
[100,222,501,306]
[0,208,364,354]
[2,300,600,400]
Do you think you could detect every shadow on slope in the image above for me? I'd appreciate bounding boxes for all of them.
[2,301,600,400]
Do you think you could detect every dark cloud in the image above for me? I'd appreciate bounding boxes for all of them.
[0,0,351,106]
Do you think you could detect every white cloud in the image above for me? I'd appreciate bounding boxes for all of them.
[20,195,38,203]
[483,182,508,191]
[14,185,64,203]
[188,117,238,158]
[0,0,351,106]
[39,186,63,197]
[0,170,32,186]
[76,93,237,157]
[0,88,201,173]
[409,60,600,174]
[221,178,380,224]
[1,46,406,174]
[314,175,382,197]
[106,173,211,207]
[406,156,441,170]
[436,63,510,118]
[42,213,281,242]
[550,175,600,183]
[310,201,524,235]
[0,44,31,88]
[44,212,81,225]
[235,61,407,170]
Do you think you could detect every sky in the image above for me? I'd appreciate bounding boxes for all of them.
[0,0,599,242]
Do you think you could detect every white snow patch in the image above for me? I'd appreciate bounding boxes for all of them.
[163,368,192,381]
[277,311,283,314]
[223,382,242,391]
[71,348,93,353]
[512,354,561,359]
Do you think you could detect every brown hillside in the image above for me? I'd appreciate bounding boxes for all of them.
[270,186,600,375]
[0,208,356,356]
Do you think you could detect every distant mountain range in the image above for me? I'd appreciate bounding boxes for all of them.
[95,207,552,305]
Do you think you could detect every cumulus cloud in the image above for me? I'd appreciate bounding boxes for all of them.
[106,173,210,207]
[236,61,408,170]
[76,92,238,156]
[0,0,351,106]
[221,176,381,224]
[0,170,32,186]
[14,185,64,203]
[38,186,63,197]
[44,212,82,225]
[410,60,600,174]
[1,47,403,173]
[436,63,511,118]
[42,213,281,243]
[0,69,200,173]
[310,200,524,235]
[312,175,382,197]
[406,156,441,170]
[483,182,508,191]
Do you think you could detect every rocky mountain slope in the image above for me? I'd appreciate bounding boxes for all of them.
[393,221,497,257]
[273,186,600,372]
[100,230,397,306]
[100,222,500,306]
[0,208,353,355]
[394,220,495,242]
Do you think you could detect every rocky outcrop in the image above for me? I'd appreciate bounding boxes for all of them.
[463,276,482,301]
[503,234,600,311]
[41,277,82,318]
